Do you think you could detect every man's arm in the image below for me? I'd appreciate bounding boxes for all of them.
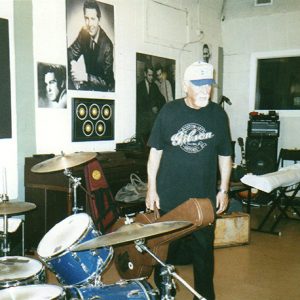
[68,28,86,62]
[146,147,163,210]
[216,155,232,214]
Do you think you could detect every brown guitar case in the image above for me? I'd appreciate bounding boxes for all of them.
[112,197,215,279]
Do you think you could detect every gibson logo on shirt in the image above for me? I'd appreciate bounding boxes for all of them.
[171,123,214,153]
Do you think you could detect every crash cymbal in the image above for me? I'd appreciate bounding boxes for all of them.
[31,152,97,173]
[0,201,36,215]
[72,221,192,251]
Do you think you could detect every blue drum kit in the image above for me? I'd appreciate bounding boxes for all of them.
[0,152,206,300]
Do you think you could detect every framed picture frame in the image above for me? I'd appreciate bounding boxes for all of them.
[66,0,115,92]
[0,18,12,139]
[136,52,175,144]
[72,98,114,142]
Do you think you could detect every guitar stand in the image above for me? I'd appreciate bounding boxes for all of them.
[134,239,206,300]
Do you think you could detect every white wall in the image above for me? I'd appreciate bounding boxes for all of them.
[32,0,223,154]
[0,1,18,200]
[0,0,223,198]
[222,3,300,163]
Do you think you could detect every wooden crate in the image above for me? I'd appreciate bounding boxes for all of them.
[214,212,250,248]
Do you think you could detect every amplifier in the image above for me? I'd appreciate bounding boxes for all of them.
[248,120,280,137]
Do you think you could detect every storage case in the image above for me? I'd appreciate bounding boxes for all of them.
[214,212,250,248]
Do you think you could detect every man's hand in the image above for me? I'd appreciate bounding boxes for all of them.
[70,60,88,83]
[216,191,229,214]
[146,189,160,211]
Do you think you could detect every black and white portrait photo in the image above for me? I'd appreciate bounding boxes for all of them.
[202,43,211,63]
[37,63,67,109]
[136,53,175,145]
[66,0,115,92]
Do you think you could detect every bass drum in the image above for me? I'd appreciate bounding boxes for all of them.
[66,279,159,300]
[0,284,65,300]
[0,256,45,288]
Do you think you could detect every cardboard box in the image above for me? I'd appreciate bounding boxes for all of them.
[214,212,250,248]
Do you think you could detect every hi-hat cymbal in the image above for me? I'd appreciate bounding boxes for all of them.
[0,201,36,215]
[72,221,192,251]
[31,152,97,173]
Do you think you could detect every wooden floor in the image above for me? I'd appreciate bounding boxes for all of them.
[42,205,300,299]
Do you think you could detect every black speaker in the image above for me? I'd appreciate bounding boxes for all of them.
[246,137,278,175]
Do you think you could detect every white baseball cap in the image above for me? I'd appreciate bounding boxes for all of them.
[184,61,216,86]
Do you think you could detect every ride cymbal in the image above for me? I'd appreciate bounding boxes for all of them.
[72,221,192,251]
[31,152,97,173]
[0,201,36,215]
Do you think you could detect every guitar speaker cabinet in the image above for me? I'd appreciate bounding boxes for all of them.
[246,137,278,175]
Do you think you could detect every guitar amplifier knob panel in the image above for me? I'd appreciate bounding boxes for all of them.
[247,120,280,138]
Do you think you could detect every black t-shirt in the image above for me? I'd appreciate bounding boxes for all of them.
[148,98,232,212]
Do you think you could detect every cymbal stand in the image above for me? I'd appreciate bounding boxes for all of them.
[0,194,10,256]
[64,169,83,214]
[134,239,206,300]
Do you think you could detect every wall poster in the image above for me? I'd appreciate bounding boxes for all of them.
[0,18,12,139]
[136,52,175,145]
[37,62,67,108]
[66,0,115,92]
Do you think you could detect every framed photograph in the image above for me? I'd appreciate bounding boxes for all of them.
[136,52,175,144]
[66,0,115,92]
[37,62,67,109]
[202,43,212,63]
[0,18,12,139]
[72,98,114,142]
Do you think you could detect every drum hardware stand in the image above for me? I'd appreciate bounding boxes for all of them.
[93,273,104,287]
[134,239,206,300]
[0,194,10,256]
[64,169,96,215]
[64,169,84,214]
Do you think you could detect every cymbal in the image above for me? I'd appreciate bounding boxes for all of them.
[0,201,36,215]
[31,152,97,173]
[72,221,192,251]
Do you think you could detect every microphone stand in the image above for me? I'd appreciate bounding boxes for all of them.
[134,239,206,300]
[219,95,232,109]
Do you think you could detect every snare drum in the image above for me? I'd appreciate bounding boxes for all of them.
[0,256,45,288]
[0,284,65,300]
[66,279,159,300]
[37,213,113,286]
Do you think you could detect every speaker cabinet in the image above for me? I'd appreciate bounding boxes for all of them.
[246,137,278,175]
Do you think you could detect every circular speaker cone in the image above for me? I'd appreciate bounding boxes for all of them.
[101,104,112,120]
[95,120,106,136]
[89,104,100,120]
[82,120,94,136]
[76,103,88,120]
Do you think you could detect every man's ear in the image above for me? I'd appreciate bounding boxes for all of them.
[207,84,212,96]
[61,80,65,89]
[183,81,188,93]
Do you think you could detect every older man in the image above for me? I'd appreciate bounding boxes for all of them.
[146,61,232,300]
